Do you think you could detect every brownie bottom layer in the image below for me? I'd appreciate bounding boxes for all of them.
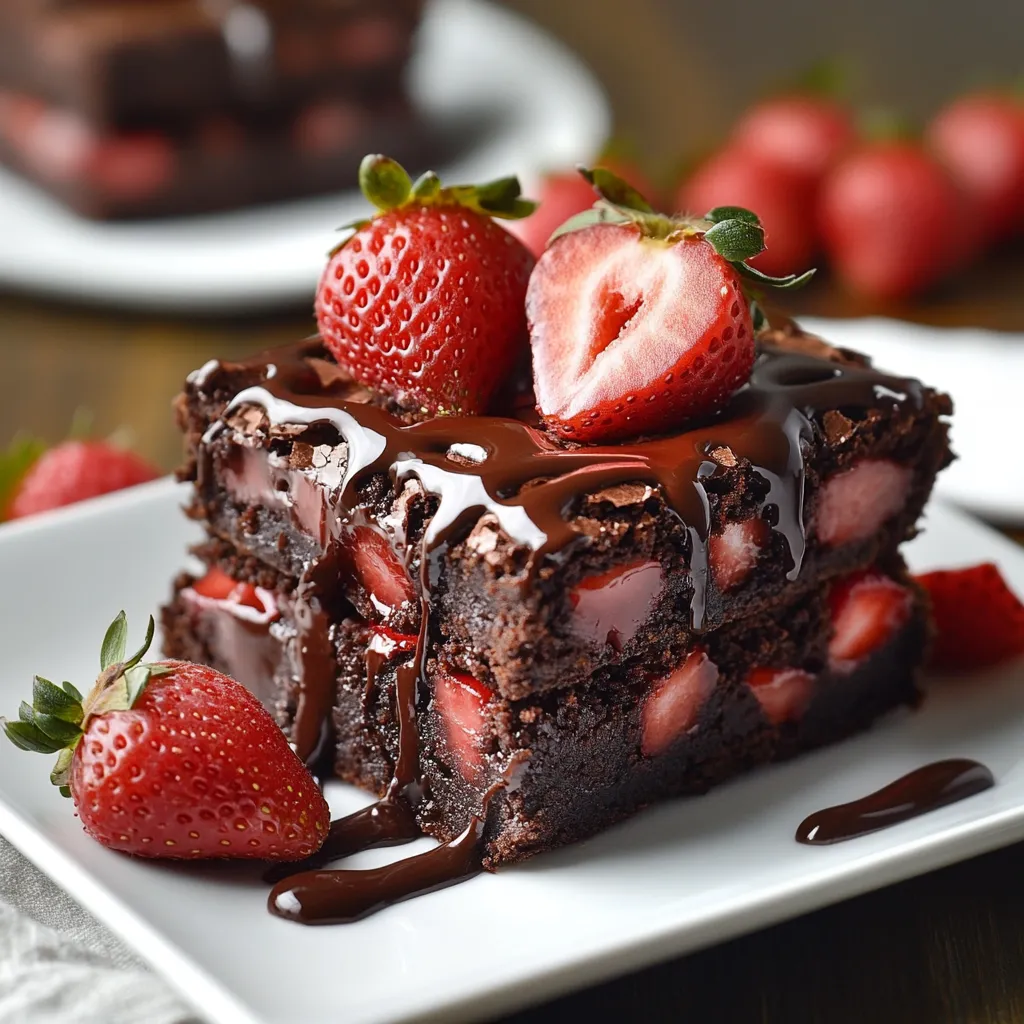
[162,559,928,869]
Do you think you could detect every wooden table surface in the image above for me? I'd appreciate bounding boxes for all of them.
[0,266,1021,1023]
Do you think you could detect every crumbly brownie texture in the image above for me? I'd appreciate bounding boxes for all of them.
[162,555,929,867]
[175,326,952,700]
[0,0,423,129]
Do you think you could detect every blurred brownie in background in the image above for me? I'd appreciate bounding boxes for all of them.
[0,0,427,218]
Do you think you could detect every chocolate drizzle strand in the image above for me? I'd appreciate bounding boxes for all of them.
[269,814,485,925]
[796,759,995,845]
[194,329,930,923]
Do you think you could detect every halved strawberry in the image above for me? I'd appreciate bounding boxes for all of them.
[347,526,415,617]
[434,670,493,779]
[569,559,663,651]
[747,667,815,725]
[710,519,770,591]
[640,649,719,757]
[815,459,911,548]
[915,563,1024,672]
[828,570,913,670]
[527,170,814,443]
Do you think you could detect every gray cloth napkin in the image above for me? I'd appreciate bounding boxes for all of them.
[0,836,198,1024]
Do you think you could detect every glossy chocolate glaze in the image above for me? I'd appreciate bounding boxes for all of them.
[269,814,484,925]
[796,759,994,845]
[263,798,420,884]
[194,330,929,922]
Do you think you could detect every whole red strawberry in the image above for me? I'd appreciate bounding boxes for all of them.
[817,142,967,301]
[528,168,814,442]
[915,563,1024,672]
[2,437,159,521]
[926,93,1024,244]
[729,95,857,186]
[2,613,329,861]
[315,154,536,415]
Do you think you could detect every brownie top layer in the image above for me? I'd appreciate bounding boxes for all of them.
[187,322,952,627]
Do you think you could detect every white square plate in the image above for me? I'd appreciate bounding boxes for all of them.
[1,479,1023,1024]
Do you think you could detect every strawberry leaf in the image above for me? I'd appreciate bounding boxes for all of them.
[704,218,766,262]
[124,664,171,707]
[62,682,83,702]
[2,718,66,754]
[359,154,413,211]
[411,171,441,201]
[100,611,128,671]
[704,206,761,226]
[547,204,635,246]
[50,747,76,791]
[347,153,537,228]
[32,676,83,724]
[68,407,94,440]
[579,166,654,214]
[32,712,82,747]
[447,177,537,220]
[734,262,816,290]
[123,615,156,670]
[0,434,46,521]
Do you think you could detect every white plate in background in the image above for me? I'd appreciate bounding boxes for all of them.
[0,0,609,313]
[0,481,1023,1023]
[802,317,1024,524]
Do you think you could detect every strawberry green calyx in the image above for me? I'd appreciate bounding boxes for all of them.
[0,435,46,521]
[357,153,537,220]
[1,612,171,796]
[550,167,816,292]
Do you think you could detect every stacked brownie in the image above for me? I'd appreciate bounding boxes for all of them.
[0,0,425,217]
[163,322,953,867]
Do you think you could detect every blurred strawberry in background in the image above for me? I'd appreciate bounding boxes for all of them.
[817,141,970,301]
[1,435,160,522]
[510,151,656,256]
[729,95,857,187]
[675,94,855,278]
[926,93,1024,244]
[676,148,817,278]
[666,77,1024,304]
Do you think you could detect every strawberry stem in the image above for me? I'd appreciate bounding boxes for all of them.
[352,153,537,220]
[1,612,171,796]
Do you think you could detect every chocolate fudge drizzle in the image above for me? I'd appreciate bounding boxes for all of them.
[197,333,928,923]
[796,759,994,845]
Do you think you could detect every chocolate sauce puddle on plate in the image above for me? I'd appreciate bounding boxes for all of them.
[796,759,994,845]
[268,815,485,925]
[263,799,420,885]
